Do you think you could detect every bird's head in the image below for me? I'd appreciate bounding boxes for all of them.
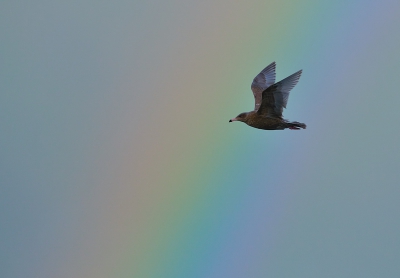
[229,112,250,123]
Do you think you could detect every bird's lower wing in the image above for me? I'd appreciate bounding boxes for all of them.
[259,70,302,116]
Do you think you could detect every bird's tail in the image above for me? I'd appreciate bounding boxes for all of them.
[287,121,306,130]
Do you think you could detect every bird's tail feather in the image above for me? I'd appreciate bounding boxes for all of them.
[287,121,306,130]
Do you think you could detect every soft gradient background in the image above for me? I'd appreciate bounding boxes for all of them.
[2,1,400,277]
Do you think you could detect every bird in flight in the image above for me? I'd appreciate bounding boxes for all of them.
[229,62,306,130]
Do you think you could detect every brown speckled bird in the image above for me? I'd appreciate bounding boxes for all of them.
[229,62,306,130]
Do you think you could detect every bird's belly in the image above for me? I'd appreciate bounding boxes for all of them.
[247,118,285,130]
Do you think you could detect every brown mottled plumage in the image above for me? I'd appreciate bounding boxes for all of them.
[229,62,306,130]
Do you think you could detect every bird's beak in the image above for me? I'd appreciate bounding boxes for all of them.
[229,118,237,122]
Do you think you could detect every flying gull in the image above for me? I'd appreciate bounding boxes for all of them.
[229,62,306,130]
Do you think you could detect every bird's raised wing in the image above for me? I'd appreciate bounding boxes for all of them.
[251,62,276,111]
[258,69,302,117]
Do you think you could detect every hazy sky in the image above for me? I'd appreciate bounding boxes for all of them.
[1,1,400,277]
